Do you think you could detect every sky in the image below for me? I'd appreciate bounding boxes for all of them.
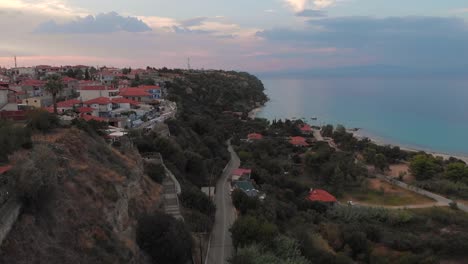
[0,0,468,72]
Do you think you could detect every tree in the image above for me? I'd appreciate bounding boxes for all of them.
[374,153,388,172]
[136,212,192,264]
[409,154,442,181]
[445,162,468,182]
[322,125,334,137]
[44,74,64,114]
[84,68,90,80]
[230,215,278,250]
[111,77,119,89]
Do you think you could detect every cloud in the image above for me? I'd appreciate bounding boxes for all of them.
[0,0,88,17]
[180,17,208,27]
[284,0,336,12]
[296,9,327,17]
[35,12,152,34]
[257,16,468,68]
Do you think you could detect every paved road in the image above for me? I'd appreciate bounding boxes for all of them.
[205,141,239,264]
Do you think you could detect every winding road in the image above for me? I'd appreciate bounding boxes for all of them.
[205,141,239,264]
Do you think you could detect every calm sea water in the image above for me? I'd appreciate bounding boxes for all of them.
[258,77,468,155]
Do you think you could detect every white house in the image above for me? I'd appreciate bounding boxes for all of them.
[78,85,119,101]
[83,97,113,118]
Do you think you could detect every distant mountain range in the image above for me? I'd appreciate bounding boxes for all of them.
[258,65,468,78]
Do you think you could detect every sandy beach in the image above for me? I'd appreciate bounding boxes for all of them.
[352,130,468,164]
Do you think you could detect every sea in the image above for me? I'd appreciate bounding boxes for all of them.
[257,77,468,156]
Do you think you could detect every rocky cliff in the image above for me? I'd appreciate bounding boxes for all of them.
[0,128,162,264]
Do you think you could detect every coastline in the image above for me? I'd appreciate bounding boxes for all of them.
[352,130,468,164]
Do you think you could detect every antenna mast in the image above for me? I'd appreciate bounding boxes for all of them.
[14,55,17,68]
[187,57,191,70]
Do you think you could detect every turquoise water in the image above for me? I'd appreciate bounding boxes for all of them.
[258,77,468,155]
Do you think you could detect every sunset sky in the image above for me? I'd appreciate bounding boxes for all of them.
[1,0,468,72]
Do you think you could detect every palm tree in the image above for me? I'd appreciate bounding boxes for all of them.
[44,74,64,114]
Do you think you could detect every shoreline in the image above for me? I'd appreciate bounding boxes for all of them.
[352,130,468,164]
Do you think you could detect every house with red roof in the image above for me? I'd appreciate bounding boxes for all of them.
[80,114,108,123]
[119,87,156,103]
[83,97,113,117]
[290,136,309,147]
[49,99,82,113]
[299,124,313,135]
[77,85,119,101]
[232,168,252,182]
[247,133,263,141]
[307,189,337,203]
[111,97,140,110]
[21,79,46,97]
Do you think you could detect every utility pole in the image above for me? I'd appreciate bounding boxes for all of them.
[187,57,191,71]
[14,55,17,68]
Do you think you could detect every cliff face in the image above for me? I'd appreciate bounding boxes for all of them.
[0,128,162,264]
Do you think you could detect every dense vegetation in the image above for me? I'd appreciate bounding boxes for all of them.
[129,71,267,259]
[229,119,468,263]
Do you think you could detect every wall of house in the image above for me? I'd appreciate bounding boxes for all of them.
[78,89,119,101]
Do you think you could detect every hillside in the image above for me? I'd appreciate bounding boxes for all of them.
[0,128,161,264]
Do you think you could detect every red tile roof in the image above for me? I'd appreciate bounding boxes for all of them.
[248,133,263,140]
[81,114,107,122]
[0,165,12,174]
[138,85,161,91]
[57,99,81,108]
[232,168,252,176]
[308,189,337,203]
[300,124,313,132]
[111,97,140,106]
[290,136,309,146]
[62,77,77,83]
[119,88,151,97]
[21,79,45,86]
[77,107,96,113]
[83,97,112,105]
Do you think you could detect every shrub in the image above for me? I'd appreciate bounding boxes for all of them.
[180,187,215,217]
[0,120,32,162]
[136,212,192,264]
[144,162,165,183]
[27,109,59,132]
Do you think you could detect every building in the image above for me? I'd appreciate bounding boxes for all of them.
[232,168,252,182]
[299,124,313,135]
[21,96,52,108]
[61,77,79,98]
[247,133,263,141]
[77,86,119,101]
[307,189,337,203]
[83,97,113,118]
[290,136,309,147]
[21,79,46,97]
[119,87,153,103]
[137,85,162,99]
[51,99,82,113]
[232,181,259,197]
[111,97,140,110]
[0,87,18,111]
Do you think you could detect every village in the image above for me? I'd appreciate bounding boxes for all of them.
[0,64,187,136]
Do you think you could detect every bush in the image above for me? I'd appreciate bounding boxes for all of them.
[12,145,58,212]
[136,212,192,264]
[144,162,165,183]
[180,187,215,217]
[27,109,59,132]
[0,120,32,162]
